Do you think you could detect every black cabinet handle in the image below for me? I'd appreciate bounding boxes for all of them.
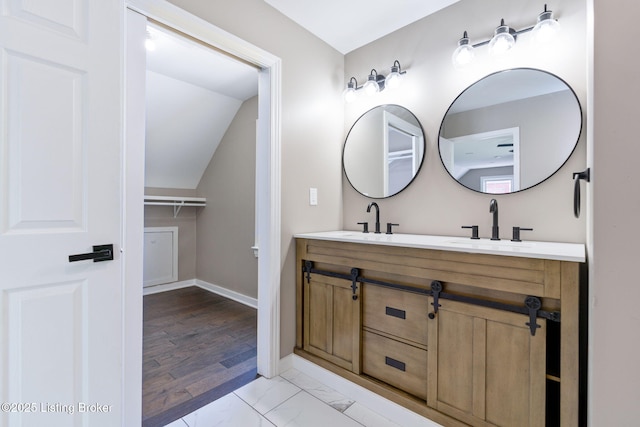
[385,306,406,319]
[69,244,114,263]
[385,356,406,372]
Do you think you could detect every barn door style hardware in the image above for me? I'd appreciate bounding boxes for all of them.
[302,261,560,335]
[303,261,360,300]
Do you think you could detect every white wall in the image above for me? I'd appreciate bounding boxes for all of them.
[145,70,242,189]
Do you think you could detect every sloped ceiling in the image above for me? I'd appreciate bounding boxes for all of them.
[145,23,259,190]
[145,2,464,189]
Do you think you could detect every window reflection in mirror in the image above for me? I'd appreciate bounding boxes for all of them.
[344,105,425,198]
[439,68,582,194]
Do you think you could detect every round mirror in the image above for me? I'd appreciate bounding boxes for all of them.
[343,105,425,198]
[439,68,582,194]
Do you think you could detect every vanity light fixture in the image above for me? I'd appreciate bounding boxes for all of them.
[488,19,516,56]
[531,4,561,43]
[363,69,385,95]
[452,4,560,67]
[343,77,358,103]
[452,31,475,68]
[385,60,406,90]
[343,60,408,102]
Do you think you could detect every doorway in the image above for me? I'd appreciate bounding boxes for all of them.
[140,20,260,423]
[124,1,282,421]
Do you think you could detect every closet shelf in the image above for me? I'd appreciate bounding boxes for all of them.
[144,195,206,218]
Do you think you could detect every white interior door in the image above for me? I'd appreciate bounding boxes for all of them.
[0,1,124,426]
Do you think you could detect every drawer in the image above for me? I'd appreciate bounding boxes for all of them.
[362,330,427,400]
[363,283,428,345]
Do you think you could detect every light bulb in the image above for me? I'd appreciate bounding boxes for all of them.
[452,32,474,67]
[385,70,402,90]
[343,78,358,103]
[532,7,560,44]
[385,61,403,90]
[343,86,356,103]
[489,22,515,56]
[363,73,380,95]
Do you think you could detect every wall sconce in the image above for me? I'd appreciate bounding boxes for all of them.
[343,60,407,102]
[452,4,560,68]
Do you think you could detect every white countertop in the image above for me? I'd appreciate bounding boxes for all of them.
[294,230,585,262]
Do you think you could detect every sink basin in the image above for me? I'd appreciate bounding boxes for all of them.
[446,239,532,249]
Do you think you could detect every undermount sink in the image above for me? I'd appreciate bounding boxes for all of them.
[445,239,532,248]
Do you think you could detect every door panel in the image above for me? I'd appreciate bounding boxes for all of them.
[5,52,85,232]
[0,0,123,426]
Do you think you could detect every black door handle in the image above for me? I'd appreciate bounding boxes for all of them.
[69,244,114,263]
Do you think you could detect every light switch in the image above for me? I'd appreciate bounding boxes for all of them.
[309,187,318,206]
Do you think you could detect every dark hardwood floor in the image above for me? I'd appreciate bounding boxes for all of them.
[142,286,258,426]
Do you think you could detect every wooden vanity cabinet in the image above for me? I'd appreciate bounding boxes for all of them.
[295,237,581,427]
[427,299,546,427]
[303,272,361,373]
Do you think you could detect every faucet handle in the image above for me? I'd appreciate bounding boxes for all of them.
[357,222,369,233]
[386,223,399,235]
[462,225,480,239]
[511,227,533,242]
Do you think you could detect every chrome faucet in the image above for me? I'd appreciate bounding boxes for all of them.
[489,198,500,240]
[367,202,381,233]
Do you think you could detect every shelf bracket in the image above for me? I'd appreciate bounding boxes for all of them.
[173,201,185,218]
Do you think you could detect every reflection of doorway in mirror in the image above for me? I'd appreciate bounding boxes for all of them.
[448,127,520,193]
[383,111,424,197]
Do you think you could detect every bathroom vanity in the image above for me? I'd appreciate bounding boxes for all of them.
[295,231,584,427]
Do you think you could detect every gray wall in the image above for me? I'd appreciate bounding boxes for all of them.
[592,0,640,423]
[143,187,197,282]
[162,0,640,422]
[168,0,345,358]
[196,96,258,299]
[343,0,587,244]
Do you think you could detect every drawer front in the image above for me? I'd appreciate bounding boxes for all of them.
[363,284,428,345]
[362,331,427,400]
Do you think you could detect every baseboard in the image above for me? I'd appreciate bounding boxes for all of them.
[195,279,258,309]
[143,279,196,296]
[287,354,442,427]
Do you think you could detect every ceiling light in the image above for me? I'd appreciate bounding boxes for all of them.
[489,19,516,56]
[385,60,406,90]
[145,30,156,51]
[452,31,475,68]
[531,4,561,44]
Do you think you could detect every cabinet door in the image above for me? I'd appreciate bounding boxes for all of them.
[427,299,546,427]
[304,273,361,372]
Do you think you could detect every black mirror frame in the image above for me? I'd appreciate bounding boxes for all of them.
[438,68,583,195]
[343,104,426,199]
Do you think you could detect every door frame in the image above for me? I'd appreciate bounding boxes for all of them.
[124,0,282,419]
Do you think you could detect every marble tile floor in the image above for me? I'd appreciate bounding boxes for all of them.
[163,367,442,427]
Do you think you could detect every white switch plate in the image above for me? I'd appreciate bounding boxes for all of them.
[309,187,318,206]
